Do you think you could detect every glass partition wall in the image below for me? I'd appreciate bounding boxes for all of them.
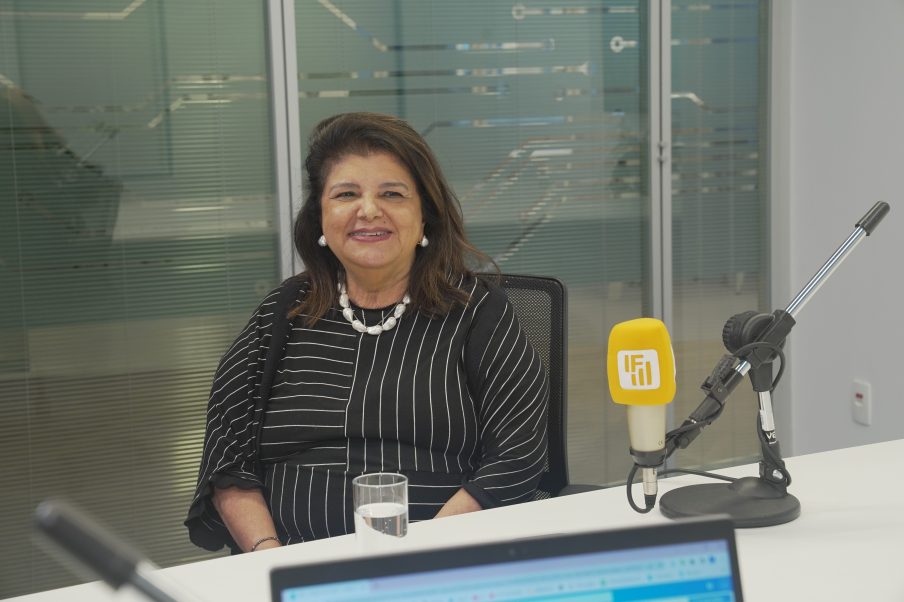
[0,1,278,596]
[0,1,769,596]
[294,0,653,488]
[293,0,769,483]
[669,0,769,470]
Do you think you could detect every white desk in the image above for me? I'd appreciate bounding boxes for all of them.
[14,439,904,602]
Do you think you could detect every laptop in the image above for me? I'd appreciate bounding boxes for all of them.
[270,516,744,601]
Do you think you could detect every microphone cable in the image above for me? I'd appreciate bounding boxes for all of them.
[625,463,655,513]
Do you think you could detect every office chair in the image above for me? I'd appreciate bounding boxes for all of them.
[489,274,602,498]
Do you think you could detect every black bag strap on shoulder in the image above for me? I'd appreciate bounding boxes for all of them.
[254,276,306,446]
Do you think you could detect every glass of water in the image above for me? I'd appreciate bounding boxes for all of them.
[352,472,408,551]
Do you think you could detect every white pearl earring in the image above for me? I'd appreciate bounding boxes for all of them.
[317,235,327,247]
[419,235,429,248]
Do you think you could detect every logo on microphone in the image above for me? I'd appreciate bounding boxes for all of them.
[617,350,660,390]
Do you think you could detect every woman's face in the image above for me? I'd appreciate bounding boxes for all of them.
[320,151,425,282]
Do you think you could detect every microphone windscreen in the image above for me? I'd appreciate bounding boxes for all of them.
[607,318,676,406]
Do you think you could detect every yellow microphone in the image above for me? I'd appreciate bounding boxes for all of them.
[607,318,676,508]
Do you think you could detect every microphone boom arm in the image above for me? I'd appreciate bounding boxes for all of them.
[663,201,890,472]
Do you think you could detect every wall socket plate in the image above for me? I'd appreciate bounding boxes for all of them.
[851,379,872,426]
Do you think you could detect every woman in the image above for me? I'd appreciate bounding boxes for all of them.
[186,112,549,553]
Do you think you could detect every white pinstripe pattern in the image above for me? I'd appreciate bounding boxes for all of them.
[187,277,548,550]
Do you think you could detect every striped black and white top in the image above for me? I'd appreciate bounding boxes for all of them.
[186,275,549,551]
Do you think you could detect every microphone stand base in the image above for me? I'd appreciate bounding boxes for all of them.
[659,476,801,528]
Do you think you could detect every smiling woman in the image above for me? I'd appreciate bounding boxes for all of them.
[185,112,551,553]
[293,112,486,324]
[319,152,425,306]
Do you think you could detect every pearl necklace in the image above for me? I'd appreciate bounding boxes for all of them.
[338,282,410,335]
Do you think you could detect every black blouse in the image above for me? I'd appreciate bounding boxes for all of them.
[186,276,549,550]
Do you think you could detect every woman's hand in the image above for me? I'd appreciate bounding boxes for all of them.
[433,488,482,519]
[212,486,283,552]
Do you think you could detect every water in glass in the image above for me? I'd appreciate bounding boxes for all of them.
[354,501,408,547]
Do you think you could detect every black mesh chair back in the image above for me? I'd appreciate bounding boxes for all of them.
[489,274,569,498]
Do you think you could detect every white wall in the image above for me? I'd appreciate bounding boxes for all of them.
[781,0,904,454]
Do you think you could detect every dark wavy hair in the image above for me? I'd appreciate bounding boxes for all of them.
[292,112,494,325]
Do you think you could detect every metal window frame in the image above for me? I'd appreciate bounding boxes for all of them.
[267,0,303,279]
[649,0,674,436]
[768,0,793,451]
[649,0,672,328]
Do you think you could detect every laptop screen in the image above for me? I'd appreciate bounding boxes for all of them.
[271,518,743,602]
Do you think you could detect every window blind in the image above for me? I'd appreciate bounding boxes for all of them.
[0,1,279,596]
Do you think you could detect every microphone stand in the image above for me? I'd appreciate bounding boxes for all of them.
[656,201,890,527]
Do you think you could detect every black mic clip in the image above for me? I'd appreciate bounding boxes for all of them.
[629,447,667,469]
[667,354,740,453]
[700,354,738,403]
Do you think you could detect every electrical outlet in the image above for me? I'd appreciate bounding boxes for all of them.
[852,379,872,426]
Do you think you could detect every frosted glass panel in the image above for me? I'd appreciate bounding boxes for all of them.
[0,1,278,596]
[670,0,769,469]
[295,0,652,486]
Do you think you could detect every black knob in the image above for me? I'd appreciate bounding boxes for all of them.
[722,310,759,353]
